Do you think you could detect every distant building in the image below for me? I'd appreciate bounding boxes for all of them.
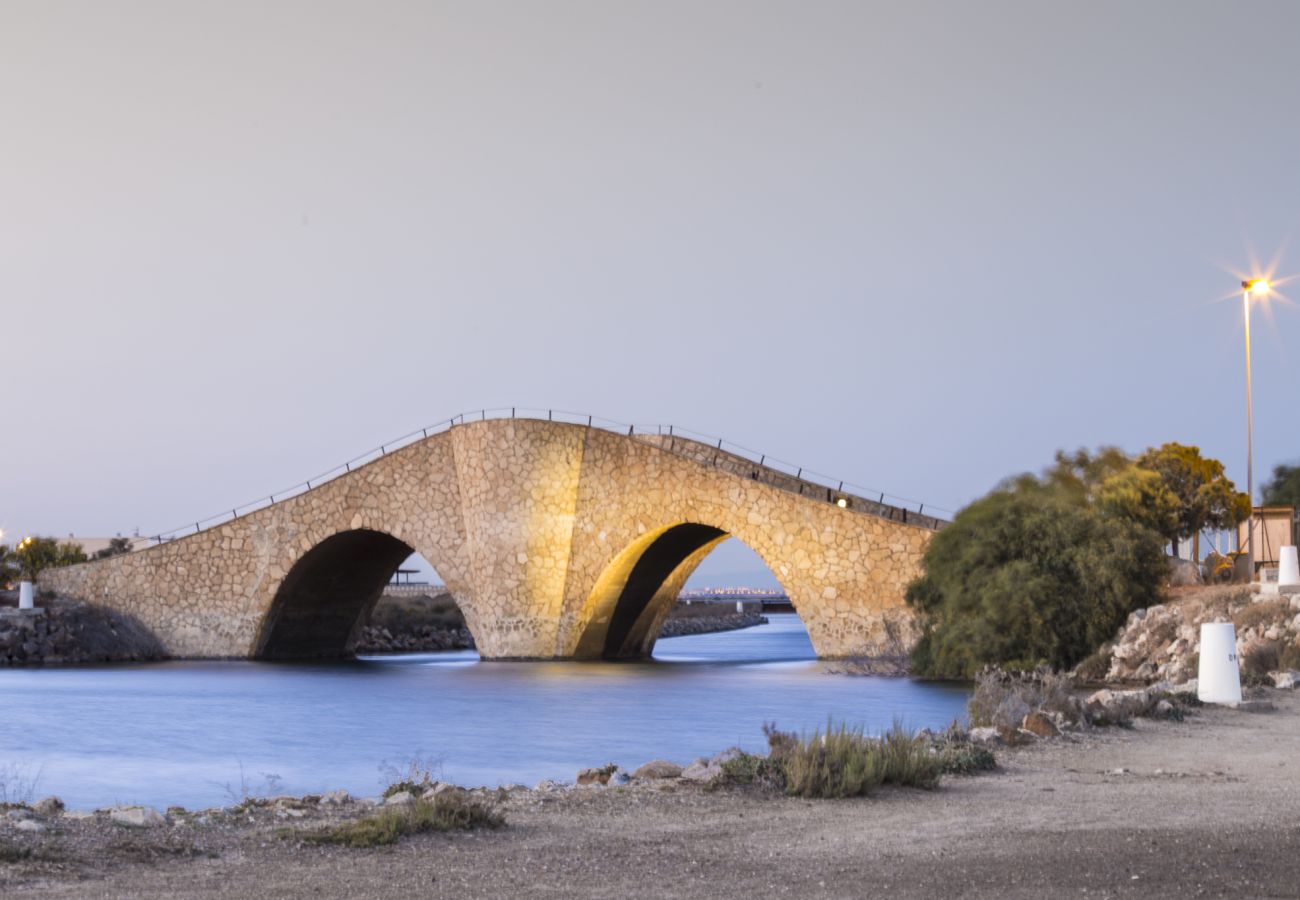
[62,535,151,558]
[1236,507,1298,569]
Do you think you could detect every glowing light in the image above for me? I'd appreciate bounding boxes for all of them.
[1244,278,1271,296]
[835,497,849,509]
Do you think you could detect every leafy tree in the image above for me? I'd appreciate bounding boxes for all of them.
[1135,443,1250,559]
[907,477,1165,679]
[92,537,134,560]
[1261,462,1300,509]
[0,544,17,588]
[1045,447,1179,538]
[9,537,87,582]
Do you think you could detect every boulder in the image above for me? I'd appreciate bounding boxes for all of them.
[996,725,1036,746]
[967,727,1001,746]
[710,747,745,766]
[679,760,721,782]
[14,819,45,833]
[318,789,350,805]
[62,809,95,821]
[1271,670,1299,690]
[632,760,683,780]
[1021,711,1060,738]
[534,780,564,792]
[32,796,64,817]
[384,791,414,807]
[1151,700,1177,719]
[109,806,166,828]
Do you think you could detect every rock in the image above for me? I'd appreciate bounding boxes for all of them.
[32,796,64,817]
[710,747,745,766]
[1021,711,1060,738]
[1152,700,1176,719]
[110,805,166,828]
[534,780,564,792]
[632,760,683,780]
[608,770,632,786]
[996,725,1036,746]
[318,789,350,805]
[384,791,414,806]
[680,760,722,782]
[1086,688,1156,722]
[1271,670,1299,689]
[967,726,1001,746]
[576,767,616,786]
[13,819,45,833]
[62,809,95,821]
[1170,679,1198,695]
[5,808,34,821]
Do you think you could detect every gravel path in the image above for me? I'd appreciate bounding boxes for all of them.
[5,691,1299,898]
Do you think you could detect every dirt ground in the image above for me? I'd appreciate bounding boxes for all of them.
[4,691,1300,899]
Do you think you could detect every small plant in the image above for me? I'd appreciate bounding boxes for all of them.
[1241,640,1281,676]
[716,752,783,790]
[305,794,503,848]
[0,763,44,806]
[930,723,997,776]
[1233,600,1291,633]
[378,754,443,797]
[967,668,1081,729]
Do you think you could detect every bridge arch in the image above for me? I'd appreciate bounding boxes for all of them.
[256,528,464,659]
[572,521,793,660]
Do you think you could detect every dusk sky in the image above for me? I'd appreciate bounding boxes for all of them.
[4,1,1298,584]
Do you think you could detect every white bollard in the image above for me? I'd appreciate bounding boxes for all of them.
[1279,546,1300,587]
[1197,622,1242,705]
[18,581,34,611]
[736,601,744,614]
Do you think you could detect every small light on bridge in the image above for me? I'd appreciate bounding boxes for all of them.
[835,497,849,509]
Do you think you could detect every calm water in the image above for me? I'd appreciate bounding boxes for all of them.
[0,615,969,809]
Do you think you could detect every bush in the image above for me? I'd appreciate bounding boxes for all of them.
[907,476,1165,679]
[966,668,1081,729]
[1241,640,1281,676]
[305,794,503,848]
[930,723,998,776]
[716,752,784,790]
[767,721,942,799]
[1233,600,1291,633]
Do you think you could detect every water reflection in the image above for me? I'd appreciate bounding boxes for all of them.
[0,615,968,809]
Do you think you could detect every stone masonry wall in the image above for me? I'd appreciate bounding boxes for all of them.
[41,420,937,659]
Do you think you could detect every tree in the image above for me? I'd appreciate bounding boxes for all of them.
[0,544,17,588]
[906,476,1165,679]
[1261,462,1300,509]
[93,537,134,560]
[9,537,87,582]
[1135,443,1250,559]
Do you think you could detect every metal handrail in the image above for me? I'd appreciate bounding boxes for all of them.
[145,407,953,544]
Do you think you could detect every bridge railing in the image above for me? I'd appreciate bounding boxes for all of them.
[145,408,953,545]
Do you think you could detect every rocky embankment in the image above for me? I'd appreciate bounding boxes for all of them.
[1085,585,1300,685]
[0,595,164,666]
[354,602,767,654]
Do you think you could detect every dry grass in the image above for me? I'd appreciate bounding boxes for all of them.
[765,721,943,799]
[304,794,504,849]
[1233,599,1292,633]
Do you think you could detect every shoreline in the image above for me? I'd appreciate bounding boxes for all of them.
[3,688,1298,897]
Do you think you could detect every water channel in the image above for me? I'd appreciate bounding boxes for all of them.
[0,615,970,810]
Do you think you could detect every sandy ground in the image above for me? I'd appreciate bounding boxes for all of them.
[4,690,1300,899]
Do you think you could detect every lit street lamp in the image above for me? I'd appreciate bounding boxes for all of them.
[1241,278,1269,580]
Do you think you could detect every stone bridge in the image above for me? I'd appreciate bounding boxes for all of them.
[41,418,943,661]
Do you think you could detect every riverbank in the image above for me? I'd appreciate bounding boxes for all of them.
[355,593,767,654]
[3,688,1297,898]
[0,594,164,666]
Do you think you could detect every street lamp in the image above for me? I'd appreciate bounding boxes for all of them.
[1241,278,1270,580]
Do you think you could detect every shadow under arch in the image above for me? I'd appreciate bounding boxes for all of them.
[256,528,419,660]
[574,522,787,660]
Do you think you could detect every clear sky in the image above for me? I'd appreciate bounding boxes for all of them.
[3,1,1298,586]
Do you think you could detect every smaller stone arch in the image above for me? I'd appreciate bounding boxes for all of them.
[572,522,783,660]
[256,528,417,659]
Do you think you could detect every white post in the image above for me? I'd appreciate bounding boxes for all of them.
[18,581,34,611]
[1197,623,1242,705]
[1279,546,1300,588]
[736,601,744,614]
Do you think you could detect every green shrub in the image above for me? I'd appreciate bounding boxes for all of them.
[717,752,784,790]
[1241,641,1281,676]
[907,473,1165,679]
[767,721,942,799]
[930,724,998,775]
[305,795,503,848]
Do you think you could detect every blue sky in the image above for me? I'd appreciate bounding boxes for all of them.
[3,1,1298,587]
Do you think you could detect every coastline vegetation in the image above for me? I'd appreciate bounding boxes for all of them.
[906,443,1248,679]
[303,793,504,849]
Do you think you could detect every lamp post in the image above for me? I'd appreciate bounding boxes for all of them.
[1241,278,1269,581]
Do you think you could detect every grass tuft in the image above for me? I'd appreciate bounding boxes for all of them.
[304,794,503,849]
[765,720,944,799]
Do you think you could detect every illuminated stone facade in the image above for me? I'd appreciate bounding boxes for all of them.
[41,420,939,660]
